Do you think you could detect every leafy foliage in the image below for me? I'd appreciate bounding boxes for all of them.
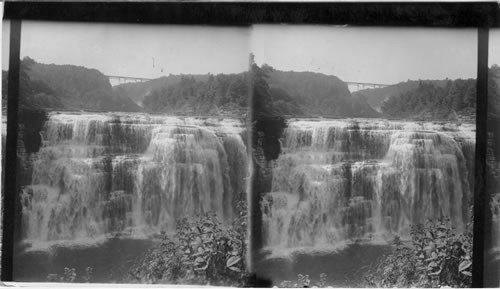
[364,218,473,288]
[46,267,93,283]
[278,273,328,288]
[131,209,249,286]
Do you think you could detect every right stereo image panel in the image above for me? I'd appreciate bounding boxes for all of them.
[250,25,478,287]
[485,28,500,288]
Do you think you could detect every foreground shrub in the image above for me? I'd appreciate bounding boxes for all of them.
[364,218,473,288]
[278,273,328,288]
[46,267,93,283]
[130,210,249,286]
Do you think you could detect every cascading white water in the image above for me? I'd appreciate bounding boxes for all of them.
[21,112,248,245]
[262,119,475,250]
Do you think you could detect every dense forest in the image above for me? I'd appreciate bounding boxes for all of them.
[113,74,210,107]
[127,64,302,116]
[354,78,477,120]
[3,57,490,121]
[2,58,64,111]
[2,57,141,112]
[380,78,476,119]
[141,73,249,115]
[353,80,450,112]
[489,65,500,117]
[27,58,141,112]
[264,66,379,117]
[117,63,379,117]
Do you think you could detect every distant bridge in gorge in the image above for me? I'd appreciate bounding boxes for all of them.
[106,75,153,85]
[105,75,392,91]
[345,81,391,92]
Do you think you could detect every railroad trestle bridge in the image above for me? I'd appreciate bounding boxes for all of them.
[106,75,391,92]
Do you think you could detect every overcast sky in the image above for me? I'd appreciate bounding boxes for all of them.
[2,20,9,70]
[2,22,500,85]
[252,25,484,85]
[2,20,250,78]
[491,29,500,67]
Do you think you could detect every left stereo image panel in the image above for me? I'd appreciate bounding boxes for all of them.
[1,20,252,285]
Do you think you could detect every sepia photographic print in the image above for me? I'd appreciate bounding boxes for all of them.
[1,3,499,288]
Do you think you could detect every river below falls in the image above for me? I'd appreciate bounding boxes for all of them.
[14,238,156,282]
[8,112,483,284]
[255,243,391,287]
[257,117,476,286]
[15,239,390,285]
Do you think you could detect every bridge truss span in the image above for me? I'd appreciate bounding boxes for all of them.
[106,75,153,85]
[345,81,390,92]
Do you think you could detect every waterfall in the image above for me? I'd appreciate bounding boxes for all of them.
[21,112,248,244]
[262,119,475,250]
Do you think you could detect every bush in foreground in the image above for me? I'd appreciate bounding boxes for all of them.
[276,218,472,288]
[47,267,93,283]
[130,210,249,286]
[364,218,473,288]
[278,273,328,288]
